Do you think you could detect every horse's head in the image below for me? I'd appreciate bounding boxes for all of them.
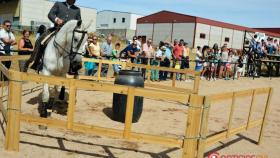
[59,20,88,74]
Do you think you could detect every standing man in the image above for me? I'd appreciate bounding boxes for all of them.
[173,39,184,80]
[0,20,17,80]
[23,0,81,72]
[101,35,113,58]
[100,35,113,76]
[141,39,153,78]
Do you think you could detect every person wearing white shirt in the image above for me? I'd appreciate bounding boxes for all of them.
[0,20,17,80]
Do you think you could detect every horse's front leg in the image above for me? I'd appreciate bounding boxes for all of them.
[41,69,51,118]
[41,83,49,118]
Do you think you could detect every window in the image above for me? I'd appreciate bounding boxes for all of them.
[200,33,206,39]
[122,18,125,23]
[225,37,230,42]
[113,18,116,23]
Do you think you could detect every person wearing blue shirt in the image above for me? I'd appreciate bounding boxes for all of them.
[159,43,172,80]
[159,43,172,81]
[120,42,140,63]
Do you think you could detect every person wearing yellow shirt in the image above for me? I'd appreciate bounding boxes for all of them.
[84,34,101,76]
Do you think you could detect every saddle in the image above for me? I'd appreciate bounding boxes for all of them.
[26,28,59,72]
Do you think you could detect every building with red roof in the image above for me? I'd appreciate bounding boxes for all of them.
[136,11,280,49]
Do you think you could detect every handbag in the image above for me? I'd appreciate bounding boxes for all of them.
[175,61,180,69]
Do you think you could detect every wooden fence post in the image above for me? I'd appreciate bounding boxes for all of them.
[197,97,210,158]
[182,94,204,158]
[147,59,151,83]
[67,79,77,130]
[193,76,200,94]
[123,87,135,139]
[5,70,22,151]
[97,60,102,81]
[106,64,113,79]
[172,72,176,87]
[227,92,236,138]
[246,90,255,130]
[258,88,273,145]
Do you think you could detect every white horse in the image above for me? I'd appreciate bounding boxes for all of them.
[41,20,88,118]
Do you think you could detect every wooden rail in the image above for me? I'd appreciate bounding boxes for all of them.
[81,58,196,89]
[199,87,272,155]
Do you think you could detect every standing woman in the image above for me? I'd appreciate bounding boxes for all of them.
[84,34,101,76]
[18,30,34,72]
[219,46,229,79]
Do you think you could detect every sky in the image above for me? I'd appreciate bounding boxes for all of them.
[73,0,280,28]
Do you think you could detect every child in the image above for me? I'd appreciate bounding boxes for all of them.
[236,56,244,79]
[112,43,121,75]
[225,51,233,80]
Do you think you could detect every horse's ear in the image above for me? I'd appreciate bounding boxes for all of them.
[77,20,82,27]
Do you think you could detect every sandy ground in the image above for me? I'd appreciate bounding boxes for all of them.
[0,77,279,158]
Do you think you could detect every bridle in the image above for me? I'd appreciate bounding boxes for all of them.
[53,24,87,74]
[53,25,87,60]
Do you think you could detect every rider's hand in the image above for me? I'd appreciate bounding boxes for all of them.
[55,18,64,26]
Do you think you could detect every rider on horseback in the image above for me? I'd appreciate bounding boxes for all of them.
[23,0,81,72]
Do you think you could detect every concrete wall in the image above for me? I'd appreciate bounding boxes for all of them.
[194,23,210,48]
[153,23,172,45]
[0,0,20,23]
[209,26,222,47]
[97,29,135,40]
[172,23,195,47]
[195,23,244,49]
[80,7,96,33]
[130,14,143,30]
[20,0,53,27]
[221,28,234,48]
[97,10,142,30]
[136,23,153,40]
[232,30,245,49]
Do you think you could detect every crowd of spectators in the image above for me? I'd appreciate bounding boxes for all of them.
[1,19,280,82]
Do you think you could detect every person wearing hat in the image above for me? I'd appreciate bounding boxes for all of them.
[150,46,165,81]
[159,43,172,80]
[119,40,140,63]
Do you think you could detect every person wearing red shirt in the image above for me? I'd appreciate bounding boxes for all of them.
[173,39,184,61]
[173,39,185,80]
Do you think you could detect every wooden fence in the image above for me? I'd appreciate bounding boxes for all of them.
[0,55,272,158]
[81,57,197,89]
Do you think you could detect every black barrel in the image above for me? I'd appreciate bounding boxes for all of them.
[112,70,144,123]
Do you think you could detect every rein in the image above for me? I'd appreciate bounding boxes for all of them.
[53,26,87,59]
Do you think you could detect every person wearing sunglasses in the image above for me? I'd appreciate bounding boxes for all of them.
[84,34,101,76]
[0,20,16,80]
